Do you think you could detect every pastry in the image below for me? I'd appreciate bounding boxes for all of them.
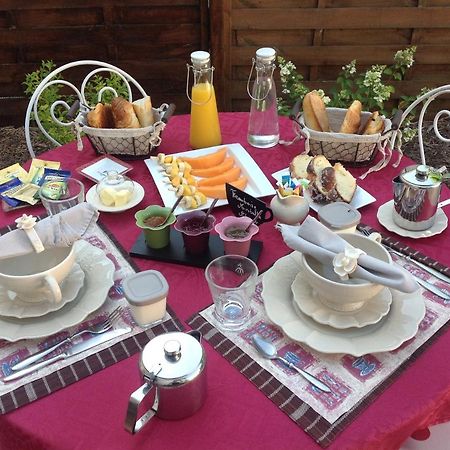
[339,100,362,134]
[362,111,385,135]
[132,96,154,127]
[302,91,330,132]
[289,154,313,179]
[111,96,141,128]
[306,155,332,181]
[87,103,114,128]
[333,163,357,203]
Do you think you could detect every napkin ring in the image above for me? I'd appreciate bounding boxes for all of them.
[15,214,44,253]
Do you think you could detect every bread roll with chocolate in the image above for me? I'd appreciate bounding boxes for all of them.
[87,103,114,128]
[339,100,362,134]
[362,111,384,135]
[132,96,154,127]
[111,96,141,128]
[302,91,330,132]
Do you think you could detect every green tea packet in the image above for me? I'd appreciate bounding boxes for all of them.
[39,169,71,200]
[28,159,61,185]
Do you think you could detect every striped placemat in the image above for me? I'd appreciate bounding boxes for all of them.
[0,219,184,414]
[188,225,450,447]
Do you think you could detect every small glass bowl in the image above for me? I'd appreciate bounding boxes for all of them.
[96,171,135,208]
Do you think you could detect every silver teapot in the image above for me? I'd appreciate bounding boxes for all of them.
[125,330,206,434]
[392,164,444,231]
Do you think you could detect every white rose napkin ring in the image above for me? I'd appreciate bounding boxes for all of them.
[15,214,44,253]
[333,246,366,280]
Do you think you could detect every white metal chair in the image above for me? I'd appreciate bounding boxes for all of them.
[24,59,171,158]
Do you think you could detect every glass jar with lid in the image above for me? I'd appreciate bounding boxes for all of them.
[96,170,135,207]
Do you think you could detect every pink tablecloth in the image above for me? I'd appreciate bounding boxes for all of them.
[1,113,449,450]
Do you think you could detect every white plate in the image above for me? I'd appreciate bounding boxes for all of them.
[292,269,392,329]
[145,143,276,215]
[377,200,448,239]
[263,252,425,356]
[0,263,85,319]
[0,241,114,342]
[271,167,376,212]
[86,182,145,213]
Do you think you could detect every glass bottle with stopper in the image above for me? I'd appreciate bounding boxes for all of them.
[96,170,135,208]
[186,51,222,149]
[247,47,279,148]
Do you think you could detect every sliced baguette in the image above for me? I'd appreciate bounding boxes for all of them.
[302,91,330,132]
[339,100,362,134]
[132,95,154,127]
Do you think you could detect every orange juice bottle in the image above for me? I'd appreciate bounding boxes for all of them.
[187,51,222,149]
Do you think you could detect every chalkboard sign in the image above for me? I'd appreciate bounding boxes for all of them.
[226,183,273,225]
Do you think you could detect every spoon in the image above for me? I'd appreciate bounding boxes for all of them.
[252,334,331,393]
[245,210,263,232]
[160,196,183,226]
[200,198,219,227]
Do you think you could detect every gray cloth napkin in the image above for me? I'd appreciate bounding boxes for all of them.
[0,202,99,260]
[278,217,418,293]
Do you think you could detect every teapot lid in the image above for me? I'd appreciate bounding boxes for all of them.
[140,332,204,386]
[400,165,441,188]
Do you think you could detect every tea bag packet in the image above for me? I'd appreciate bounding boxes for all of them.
[0,163,29,184]
[278,216,418,293]
[27,159,61,185]
[0,178,25,208]
[38,168,71,200]
[7,183,40,205]
[0,202,99,260]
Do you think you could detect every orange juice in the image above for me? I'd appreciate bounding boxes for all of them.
[189,82,222,149]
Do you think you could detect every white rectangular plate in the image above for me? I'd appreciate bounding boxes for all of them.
[271,167,376,212]
[146,143,276,215]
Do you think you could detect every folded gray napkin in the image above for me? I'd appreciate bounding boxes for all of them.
[278,217,418,293]
[0,202,99,260]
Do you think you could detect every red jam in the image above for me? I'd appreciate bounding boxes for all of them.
[181,217,210,233]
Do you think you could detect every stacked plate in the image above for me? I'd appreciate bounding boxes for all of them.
[0,241,115,342]
[262,252,426,356]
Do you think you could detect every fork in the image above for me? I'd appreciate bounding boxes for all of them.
[11,306,123,371]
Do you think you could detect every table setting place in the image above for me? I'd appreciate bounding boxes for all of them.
[0,202,184,413]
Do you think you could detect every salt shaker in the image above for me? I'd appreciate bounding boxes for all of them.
[246,47,279,148]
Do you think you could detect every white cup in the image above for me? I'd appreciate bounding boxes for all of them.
[0,245,76,303]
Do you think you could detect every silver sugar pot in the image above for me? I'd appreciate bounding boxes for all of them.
[125,330,206,434]
[392,164,444,231]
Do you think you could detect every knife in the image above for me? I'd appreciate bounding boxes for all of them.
[414,278,450,301]
[386,247,450,285]
[2,327,131,383]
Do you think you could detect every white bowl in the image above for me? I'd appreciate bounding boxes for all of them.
[300,233,392,312]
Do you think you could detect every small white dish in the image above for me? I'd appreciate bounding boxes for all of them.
[271,167,376,211]
[0,263,85,319]
[146,143,276,216]
[262,251,425,356]
[292,269,392,329]
[377,200,448,239]
[86,181,145,213]
[0,241,115,342]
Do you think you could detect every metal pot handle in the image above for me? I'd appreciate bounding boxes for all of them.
[124,364,162,434]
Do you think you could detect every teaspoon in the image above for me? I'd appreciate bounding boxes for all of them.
[252,334,331,393]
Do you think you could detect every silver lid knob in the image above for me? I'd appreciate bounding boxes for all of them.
[164,340,181,361]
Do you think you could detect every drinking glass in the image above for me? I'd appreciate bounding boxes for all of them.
[205,255,258,331]
[39,178,85,216]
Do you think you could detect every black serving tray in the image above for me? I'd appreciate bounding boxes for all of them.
[130,229,262,268]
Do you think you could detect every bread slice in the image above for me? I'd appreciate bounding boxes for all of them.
[362,111,384,135]
[334,163,357,202]
[111,96,141,128]
[87,103,114,128]
[302,91,330,132]
[132,96,154,127]
[306,155,332,180]
[339,100,362,134]
[289,154,313,179]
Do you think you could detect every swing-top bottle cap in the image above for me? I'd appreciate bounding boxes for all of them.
[191,51,211,66]
[255,47,276,63]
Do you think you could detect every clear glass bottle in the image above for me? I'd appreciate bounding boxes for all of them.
[187,51,222,149]
[247,47,279,148]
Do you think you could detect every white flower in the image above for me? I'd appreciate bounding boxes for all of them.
[333,246,366,280]
[15,214,37,230]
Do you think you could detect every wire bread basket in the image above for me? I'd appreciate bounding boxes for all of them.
[80,103,174,159]
[293,107,393,166]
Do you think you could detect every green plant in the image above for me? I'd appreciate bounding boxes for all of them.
[24,61,129,145]
[277,47,422,140]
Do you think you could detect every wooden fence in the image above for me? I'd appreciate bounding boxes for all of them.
[1,0,449,127]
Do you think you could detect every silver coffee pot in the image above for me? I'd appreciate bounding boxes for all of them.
[392,164,443,231]
[125,330,206,434]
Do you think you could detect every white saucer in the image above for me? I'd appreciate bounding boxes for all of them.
[86,181,145,213]
[292,270,392,329]
[377,200,448,239]
[0,241,115,342]
[0,263,85,319]
[263,251,425,356]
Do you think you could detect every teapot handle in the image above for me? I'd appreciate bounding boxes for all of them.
[124,381,157,434]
